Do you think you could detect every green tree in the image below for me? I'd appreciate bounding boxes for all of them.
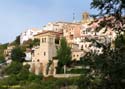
[78,1,125,89]
[29,39,40,48]
[91,0,125,34]
[91,0,125,15]
[15,35,20,45]
[10,35,20,46]
[57,37,71,73]
[78,34,125,89]
[11,46,25,62]
[17,64,30,81]
[6,74,19,86]
[5,61,22,75]
[22,82,42,89]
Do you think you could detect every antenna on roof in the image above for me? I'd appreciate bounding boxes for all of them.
[73,10,76,23]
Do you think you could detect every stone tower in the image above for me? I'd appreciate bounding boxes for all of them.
[81,12,90,24]
[39,31,57,63]
[31,31,59,76]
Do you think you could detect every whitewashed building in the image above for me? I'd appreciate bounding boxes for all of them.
[20,28,42,44]
[42,22,66,32]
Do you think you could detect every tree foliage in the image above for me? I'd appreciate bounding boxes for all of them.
[5,61,22,75]
[15,35,20,45]
[11,46,25,62]
[29,39,40,48]
[57,37,72,73]
[78,0,125,89]
[1,61,78,89]
[57,37,71,66]
[91,0,125,34]
[10,35,20,46]
[22,39,40,49]
[91,0,125,15]
[78,34,125,89]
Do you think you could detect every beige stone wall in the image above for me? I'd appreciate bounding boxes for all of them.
[31,31,59,75]
[39,34,57,63]
[32,46,40,62]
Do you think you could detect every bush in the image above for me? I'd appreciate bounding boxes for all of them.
[28,73,43,82]
[5,61,22,75]
[22,82,42,89]
[17,67,29,81]
[6,74,19,86]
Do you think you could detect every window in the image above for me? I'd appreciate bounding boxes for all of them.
[37,59,39,62]
[44,52,46,56]
[81,45,83,50]
[44,38,46,42]
[83,31,86,34]
[55,38,59,44]
[49,38,53,43]
[42,38,46,43]
[70,35,73,39]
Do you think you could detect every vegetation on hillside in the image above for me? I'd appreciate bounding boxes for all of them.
[0,60,79,89]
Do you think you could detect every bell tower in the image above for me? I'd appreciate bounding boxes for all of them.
[81,12,90,24]
[39,31,57,63]
[31,31,59,76]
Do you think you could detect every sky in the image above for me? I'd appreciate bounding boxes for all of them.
[0,0,97,43]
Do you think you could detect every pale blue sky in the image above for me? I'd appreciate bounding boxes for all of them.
[0,0,97,43]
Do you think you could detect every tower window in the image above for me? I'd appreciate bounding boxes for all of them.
[42,38,46,43]
[37,59,39,62]
[49,38,53,43]
[81,45,83,50]
[44,38,46,42]
[44,52,46,56]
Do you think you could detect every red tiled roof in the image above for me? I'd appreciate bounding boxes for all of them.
[34,30,63,36]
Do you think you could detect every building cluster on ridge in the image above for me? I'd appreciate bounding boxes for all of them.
[4,12,117,76]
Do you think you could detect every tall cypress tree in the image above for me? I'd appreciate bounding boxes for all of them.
[57,37,71,73]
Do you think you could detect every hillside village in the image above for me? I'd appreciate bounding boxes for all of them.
[2,12,117,77]
[0,0,125,88]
